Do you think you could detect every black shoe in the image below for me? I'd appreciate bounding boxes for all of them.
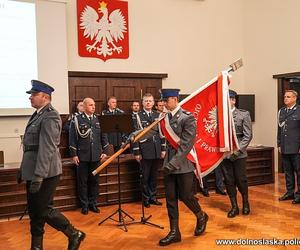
[194,212,209,236]
[292,198,300,204]
[242,202,250,215]
[63,225,86,250]
[89,205,100,213]
[31,236,43,250]
[149,199,162,206]
[228,207,239,218]
[279,193,294,201]
[228,196,239,218]
[70,231,85,250]
[201,190,209,197]
[144,201,150,208]
[216,189,227,195]
[68,231,85,250]
[159,219,181,246]
[81,207,88,215]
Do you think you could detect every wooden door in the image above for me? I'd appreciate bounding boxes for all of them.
[68,72,167,114]
[68,76,107,115]
[106,78,142,113]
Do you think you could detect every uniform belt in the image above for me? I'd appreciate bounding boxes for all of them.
[23,145,39,152]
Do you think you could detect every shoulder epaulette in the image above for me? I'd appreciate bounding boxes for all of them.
[182,110,191,115]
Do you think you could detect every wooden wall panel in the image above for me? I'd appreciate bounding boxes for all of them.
[0,147,274,219]
[68,77,107,114]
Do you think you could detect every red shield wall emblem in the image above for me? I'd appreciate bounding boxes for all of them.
[77,0,129,61]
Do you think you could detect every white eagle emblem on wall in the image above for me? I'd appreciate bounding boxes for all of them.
[203,106,218,137]
[80,1,127,58]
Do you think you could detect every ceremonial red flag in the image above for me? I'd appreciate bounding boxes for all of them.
[160,71,239,178]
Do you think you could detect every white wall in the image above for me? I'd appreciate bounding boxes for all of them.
[36,0,69,113]
[67,0,245,93]
[243,0,300,168]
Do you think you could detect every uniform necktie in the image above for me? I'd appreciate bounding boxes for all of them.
[168,113,172,120]
[30,111,38,121]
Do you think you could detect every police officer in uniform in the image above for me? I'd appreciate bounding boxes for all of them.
[19,80,85,250]
[155,99,165,113]
[131,101,140,116]
[277,90,300,204]
[221,90,252,218]
[158,89,208,246]
[132,93,166,207]
[69,98,109,214]
[63,101,84,134]
[101,96,125,151]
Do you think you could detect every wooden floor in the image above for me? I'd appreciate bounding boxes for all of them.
[1,173,300,250]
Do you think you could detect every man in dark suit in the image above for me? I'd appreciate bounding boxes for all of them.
[221,90,252,218]
[19,80,85,250]
[101,96,125,151]
[133,93,166,207]
[158,89,208,246]
[69,98,109,215]
[277,89,300,204]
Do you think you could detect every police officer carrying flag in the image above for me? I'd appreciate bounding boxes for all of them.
[158,89,208,246]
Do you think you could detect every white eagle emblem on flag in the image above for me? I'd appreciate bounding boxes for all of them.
[80,1,127,58]
[203,106,218,137]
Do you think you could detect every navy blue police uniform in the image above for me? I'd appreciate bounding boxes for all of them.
[277,104,300,203]
[101,108,125,151]
[69,112,109,213]
[132,109,166,207]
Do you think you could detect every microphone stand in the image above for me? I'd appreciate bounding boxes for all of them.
[126,134,163,229]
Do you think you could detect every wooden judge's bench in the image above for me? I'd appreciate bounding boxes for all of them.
[0,144,274,219]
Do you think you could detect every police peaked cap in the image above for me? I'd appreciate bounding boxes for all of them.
[26,80,55,95]
[160,88,180,100]
[229,89,237,98]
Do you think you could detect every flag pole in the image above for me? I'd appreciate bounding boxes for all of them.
[227,58,243,73]
[92,116,164,175]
